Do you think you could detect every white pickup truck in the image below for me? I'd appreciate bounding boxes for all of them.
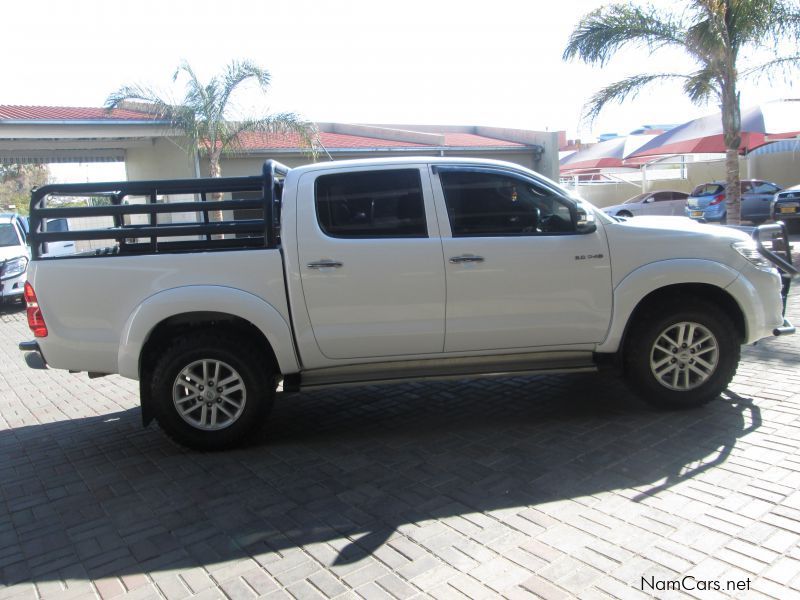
[20,157,796,449]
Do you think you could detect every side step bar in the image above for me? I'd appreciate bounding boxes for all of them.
[282,351,597,392]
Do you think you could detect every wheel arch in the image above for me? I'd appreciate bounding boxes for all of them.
[118,285,300,382]
[620,283,746,353]
[596,260,746,354]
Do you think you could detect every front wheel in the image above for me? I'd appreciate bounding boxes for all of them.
[150,330,275,450]
[624,302,740,409]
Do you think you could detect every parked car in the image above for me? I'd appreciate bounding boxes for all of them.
[772,185,800,232]
[0,213,31,303]
[42,218,76,257]
[686,180,782,224]
[19,158,795,449]
[602,190,689,218]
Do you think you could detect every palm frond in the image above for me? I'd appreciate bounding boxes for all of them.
[740,54,800,82]
[563,3,685,65]
[582,73,688,123]
[217,60,272,121]
[218,113,318,156]
[683,67,720,103]
[109,59,314,170]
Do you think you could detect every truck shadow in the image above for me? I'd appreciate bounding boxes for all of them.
[0,372,760,585]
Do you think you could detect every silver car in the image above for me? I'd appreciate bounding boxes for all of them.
[602,190,689,218]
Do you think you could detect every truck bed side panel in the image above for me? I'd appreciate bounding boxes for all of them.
[29,249,291,377]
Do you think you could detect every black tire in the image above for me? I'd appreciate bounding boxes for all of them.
[617,210,633,218]
[624,299,740,409]
[150,330,275,450]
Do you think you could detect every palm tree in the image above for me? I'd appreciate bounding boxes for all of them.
[563,0,800,224]
[106,59,317,180]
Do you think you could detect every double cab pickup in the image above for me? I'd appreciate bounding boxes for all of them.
[20,158,796,449]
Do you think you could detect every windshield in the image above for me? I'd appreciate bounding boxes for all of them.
[623,193,649,204]
[691,184,724,197]
[0,224,21,247]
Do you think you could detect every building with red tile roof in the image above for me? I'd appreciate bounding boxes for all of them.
[0,104,559,181]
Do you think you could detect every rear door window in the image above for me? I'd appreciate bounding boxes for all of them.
[691,184,724,196]
[315,169,427,238]
[750,182,780,194]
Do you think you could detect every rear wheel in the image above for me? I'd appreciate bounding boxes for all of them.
[616,210,633,218]
[150,330,275,450]
[624,300,739,409]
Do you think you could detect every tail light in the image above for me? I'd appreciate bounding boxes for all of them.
[709,193,726,205]
[24,282,48,338]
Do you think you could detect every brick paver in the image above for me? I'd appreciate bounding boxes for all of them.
[1,262,799,599]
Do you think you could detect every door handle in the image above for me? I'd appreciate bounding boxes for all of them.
[306,260,343,269]
[449,255,485,264]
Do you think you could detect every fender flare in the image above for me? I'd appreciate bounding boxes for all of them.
[596,259,741,353]
[117,285,300,380]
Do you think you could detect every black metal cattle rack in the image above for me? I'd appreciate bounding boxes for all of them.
[28,160,289,259]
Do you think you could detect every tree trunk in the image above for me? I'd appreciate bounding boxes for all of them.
[721,88,742,226]
[719,5,741,227]
[208,153,224,223]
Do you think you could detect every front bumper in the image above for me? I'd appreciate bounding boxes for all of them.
[0,273,26,301]
[753,222,798,319]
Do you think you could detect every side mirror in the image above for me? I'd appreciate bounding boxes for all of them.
[574,201,597,234]
[644,197,654,204]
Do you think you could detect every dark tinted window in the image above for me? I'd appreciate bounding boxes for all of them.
[691,184,724,197]
[623,193,649,204]
[653,192,672,201]
[46,218,69,232]
[440,171,575,236]
[0,224,20,247]
[315,169,426,238]
[750,182,779,194]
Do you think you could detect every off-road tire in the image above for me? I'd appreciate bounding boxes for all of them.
[624,299,740,409]
[150,330,275,450]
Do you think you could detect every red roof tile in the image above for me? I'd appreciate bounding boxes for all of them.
[237,131,426,150]
[442,133,524,147]
[238,131,526,151]
[0,105,162,121]
[0,105,533,150]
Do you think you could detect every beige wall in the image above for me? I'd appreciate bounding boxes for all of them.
[570,153,798,209]
[571,183,642,208]
[748,151,800,188]
[125,138,197,180]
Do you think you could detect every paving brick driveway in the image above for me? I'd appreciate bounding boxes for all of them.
[1,285,799,600]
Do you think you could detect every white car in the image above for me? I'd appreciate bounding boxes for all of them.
[0,213,30,303]
[19,157,795,449]
[603,190,689,218]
